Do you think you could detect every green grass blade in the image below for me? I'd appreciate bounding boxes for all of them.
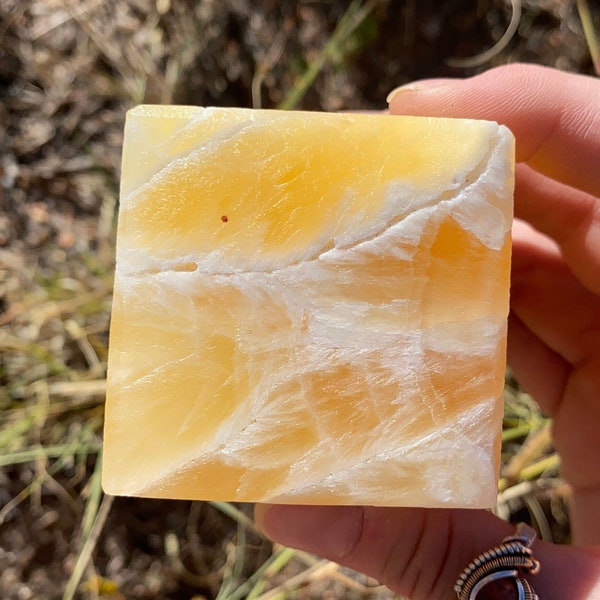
[222,547,298,600]
[62,453,113,600]
[0,440,101,467]
[246,547,297,600]
[209,501,259,533]
[277,0,376,110]
[577,0,600,75]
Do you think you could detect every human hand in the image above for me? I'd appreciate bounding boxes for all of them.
[255,64,600,599]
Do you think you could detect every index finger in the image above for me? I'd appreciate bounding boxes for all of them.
[387,63,600,199]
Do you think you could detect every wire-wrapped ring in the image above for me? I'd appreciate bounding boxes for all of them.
[454,523,540,600]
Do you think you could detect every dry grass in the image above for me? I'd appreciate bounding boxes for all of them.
[1,0,598,598]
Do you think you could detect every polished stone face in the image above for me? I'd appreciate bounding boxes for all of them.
[476,575,519,600]
[103,105,515,506]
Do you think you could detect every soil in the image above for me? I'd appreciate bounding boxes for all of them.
[0,1,597,598]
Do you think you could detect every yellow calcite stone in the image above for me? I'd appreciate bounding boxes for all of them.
[102,105,514,508]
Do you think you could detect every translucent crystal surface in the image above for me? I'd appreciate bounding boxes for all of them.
[102,106,514,507]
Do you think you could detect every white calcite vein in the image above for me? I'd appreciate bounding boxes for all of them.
[104,107,514,507]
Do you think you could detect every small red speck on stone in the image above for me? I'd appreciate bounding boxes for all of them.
[221,215,228,223]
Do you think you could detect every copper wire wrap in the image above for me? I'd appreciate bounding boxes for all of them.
[454,523,540,600]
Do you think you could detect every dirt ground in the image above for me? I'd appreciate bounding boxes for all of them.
[0,0,598,598]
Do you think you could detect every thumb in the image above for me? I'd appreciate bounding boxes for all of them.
[254,504,600,599]
[386,63,600,199]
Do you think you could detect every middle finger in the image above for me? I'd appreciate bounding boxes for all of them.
[514,163,600,295]
[511,221,600,368]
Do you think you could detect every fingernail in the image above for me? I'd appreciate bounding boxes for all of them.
[255,504,363,559]
[386,78,457,104]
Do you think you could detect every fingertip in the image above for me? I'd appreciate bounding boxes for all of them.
[386,63,600,196]
[253,502,268,531]
[253,504,364,559]
[385,63,536,122]
[385,78,458,105]
[506,312,568,415]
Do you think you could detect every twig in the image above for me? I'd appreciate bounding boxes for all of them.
[498,454,561,492]
[503,422,552,482]
[253,560,337,600]
[64,318,104,377]
[47,379,107,399]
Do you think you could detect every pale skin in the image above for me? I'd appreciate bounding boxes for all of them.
[254,64,600,599]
